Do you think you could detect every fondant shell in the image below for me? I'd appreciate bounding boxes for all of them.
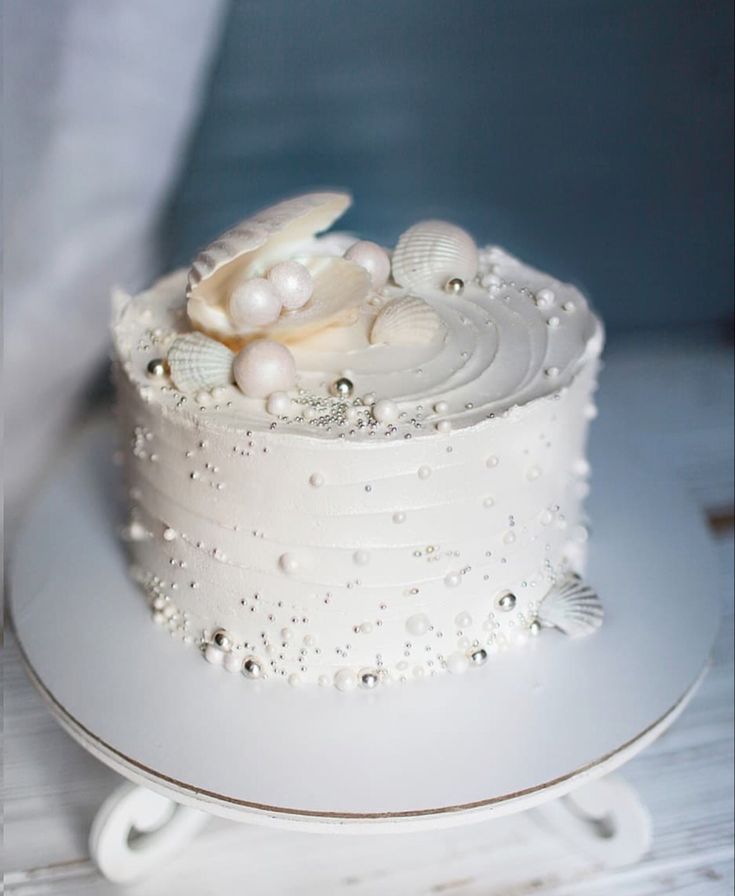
[167,333,234,393]
[391,220,478,292]
[187,192,359,345]
[369,295,446,347]
[537,574,604,637]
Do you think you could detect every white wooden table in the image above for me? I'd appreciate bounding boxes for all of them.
[4,333,733,895]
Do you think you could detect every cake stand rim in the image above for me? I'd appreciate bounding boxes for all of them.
[8,628,709,829]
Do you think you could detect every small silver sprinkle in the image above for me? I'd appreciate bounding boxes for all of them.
[469,647,488,665]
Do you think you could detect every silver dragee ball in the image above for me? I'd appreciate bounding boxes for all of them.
[497,592,517,612]
[146,358,167,377]
[444,277,465,295]
[267,260,313,310]
[233,339,296,399]
[330,377,354,398]
[212,628,232,651]
[229,277,282,328]
[359,669,380,689]
[242,657,263,679]
[345,241,391,290]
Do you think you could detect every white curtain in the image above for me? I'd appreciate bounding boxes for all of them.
[3,0,228,531]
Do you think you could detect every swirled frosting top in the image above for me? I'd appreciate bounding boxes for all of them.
[113,194,602,442]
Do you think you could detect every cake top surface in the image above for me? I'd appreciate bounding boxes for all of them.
[113,192,602,443]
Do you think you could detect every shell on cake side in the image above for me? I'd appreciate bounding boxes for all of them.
[186,192,371,349]
[369,295,446,347]
[391,220,479,292]
[536,574,604,637]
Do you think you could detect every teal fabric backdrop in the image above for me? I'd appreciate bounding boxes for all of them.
[165,0,733,331]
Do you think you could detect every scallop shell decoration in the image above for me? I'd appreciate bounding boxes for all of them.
[369,295,446,347]
[536,574,604,638]
[391,220,478,292]
[167,332,234,393]
[187,192,371,349]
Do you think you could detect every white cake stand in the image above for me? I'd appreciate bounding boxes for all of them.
[10,421,721,884]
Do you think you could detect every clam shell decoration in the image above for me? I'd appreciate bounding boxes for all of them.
[187,192,370,348]
[536,574,604,638]
[392,220,478,292]
[167,332,234,393]
[369,295,446,347]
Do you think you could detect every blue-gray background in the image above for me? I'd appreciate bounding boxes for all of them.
[165,0,733,332]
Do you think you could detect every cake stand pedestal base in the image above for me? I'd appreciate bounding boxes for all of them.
[89,771,652,884]
[11,423,721,885]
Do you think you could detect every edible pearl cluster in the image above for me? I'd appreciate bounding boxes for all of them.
[230,261,314,329]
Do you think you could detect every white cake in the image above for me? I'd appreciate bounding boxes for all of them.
[113,192,604,691]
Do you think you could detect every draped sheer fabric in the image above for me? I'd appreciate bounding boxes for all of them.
[3,0,228,528]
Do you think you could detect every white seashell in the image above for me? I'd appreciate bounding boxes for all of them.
[167,333,234,394]
[187,192,359,346]
[369,295,446,347]
[392,220,478,292]
[537,574,604,638]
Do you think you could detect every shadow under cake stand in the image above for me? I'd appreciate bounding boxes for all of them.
[10,422,721,883]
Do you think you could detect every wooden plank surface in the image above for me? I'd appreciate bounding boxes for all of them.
[3,334,733,895]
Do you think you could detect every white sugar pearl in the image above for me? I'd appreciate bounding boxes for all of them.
[373,398,399,423]
[434,401,449,414]
[266,391,292,416]
[334,668,357,692]
[163,527,177,541]
[279,553,299,574]
[436,420,452,433]
[573,458,591,476]
[353,549,370,566]
[446,652,469,675]
[229,277,282,328]
[267,260,313,310]
[535,287,555,308]
[233,340,296,399]
[223,652,242,673]
[418,465,432,480]
[344,241,391,289]
[455,612,473,628]
[444,572,461,588]
[406,613,431,636]
[204,644,224,666]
